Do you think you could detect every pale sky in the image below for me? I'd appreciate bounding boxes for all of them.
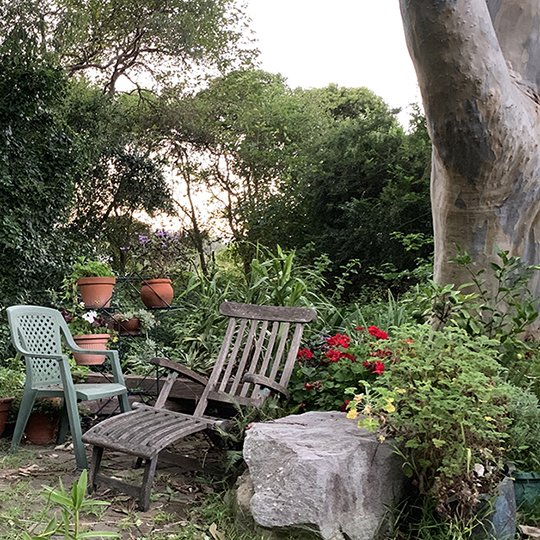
[245,0,421,125]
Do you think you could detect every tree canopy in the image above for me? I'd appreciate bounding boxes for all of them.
[0,0,255,93]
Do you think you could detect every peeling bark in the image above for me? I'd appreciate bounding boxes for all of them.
[400,0,540,297]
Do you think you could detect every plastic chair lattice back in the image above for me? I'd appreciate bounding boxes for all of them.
[14,312,63,388]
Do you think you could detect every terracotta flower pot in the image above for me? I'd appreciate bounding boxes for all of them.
[117,318,141,336]
[0,397,14,437]
[77,277,116,308]
[72,334,110,365]
[140,278,174,308]
[24,412,59,445]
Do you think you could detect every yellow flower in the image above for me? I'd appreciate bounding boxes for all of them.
[384,398,396,413]
[347,409,358,420]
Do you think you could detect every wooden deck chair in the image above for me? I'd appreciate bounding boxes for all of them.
[7,305,130,469]
[82,301,317,511]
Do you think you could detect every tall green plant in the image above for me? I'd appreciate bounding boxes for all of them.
[23,470,118,539]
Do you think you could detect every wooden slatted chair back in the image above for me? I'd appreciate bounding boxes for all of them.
[193,302,317,417]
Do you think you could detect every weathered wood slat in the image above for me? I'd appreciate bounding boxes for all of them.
[241,373,289,398]
[84,373,205,401]
[153,372,178,409]
[253,321,279,396]
[219,302,317,323]
[95,473,143,499]
[239,320,268,398]
[150,358,208,386]
[280,323,305,386]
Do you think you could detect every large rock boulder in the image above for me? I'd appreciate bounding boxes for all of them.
[242,411,408,540]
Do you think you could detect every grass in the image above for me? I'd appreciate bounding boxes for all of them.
[0,437,297,540]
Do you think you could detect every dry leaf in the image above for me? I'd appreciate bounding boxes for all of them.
[209,522,225,540]
[520,525,540,538]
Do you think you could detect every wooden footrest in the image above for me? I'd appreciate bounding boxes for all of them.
[82,406,212,460]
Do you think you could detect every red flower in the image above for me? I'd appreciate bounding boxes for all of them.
[341,352,356,362]
[368,326,388,340]
[297,347,313,360]
[326,333,351,349]
[340,400,350,412]
[363,360,386,374]
[325,350,342,362]
[355,326,364,331]
[373,361,385,375]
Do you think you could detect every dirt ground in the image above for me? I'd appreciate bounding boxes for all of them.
[0,434,225,539]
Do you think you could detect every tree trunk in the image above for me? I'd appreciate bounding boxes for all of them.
[400,0,540,298]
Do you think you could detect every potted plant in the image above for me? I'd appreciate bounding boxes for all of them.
[23,397,63,445]
[111,309,158,336]
[67,257,116,308]
[0,364,24,437]
[61,308,116,365]
[130,229,188,308]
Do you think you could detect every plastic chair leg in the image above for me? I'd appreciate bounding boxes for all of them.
[9,390,37,454]
[57,400,69,445]
[119,392,130,413]
[63,394,88,469]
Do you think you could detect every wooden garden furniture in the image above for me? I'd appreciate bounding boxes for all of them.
[82,301,317,511]
[7,305,130,469]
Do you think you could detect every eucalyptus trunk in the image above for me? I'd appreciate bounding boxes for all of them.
[400,0,540,300]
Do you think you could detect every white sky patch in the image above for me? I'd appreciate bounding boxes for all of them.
[245,0,421,125]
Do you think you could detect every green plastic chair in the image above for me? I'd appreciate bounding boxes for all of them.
[7,305,130,469]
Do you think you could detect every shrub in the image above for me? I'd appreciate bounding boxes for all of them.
[346,324,513,522]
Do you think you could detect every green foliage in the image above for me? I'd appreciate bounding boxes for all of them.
[505,386,540,473]
[452,245,540,342]
[243,244,326,307]
[411,246,540,373]
[347,324,513,522]
[23,470,118,539]
[299,86,433,297]
[146,72,432,297]
[69,257,114,280]
[0,0,254,94]
[0,364,24,399]
[63,84,175,242]
[129,228,191,279]
[0,53,79,305]
[112,309,158,333]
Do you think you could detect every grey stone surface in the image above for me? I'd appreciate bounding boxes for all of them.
[242,411,407,540]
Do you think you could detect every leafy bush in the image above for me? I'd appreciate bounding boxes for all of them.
[346,324,513,522]
[505,386,540,473]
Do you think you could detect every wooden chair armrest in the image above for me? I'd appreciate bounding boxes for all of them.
[150,357,208,386]
[241,373,289,399]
